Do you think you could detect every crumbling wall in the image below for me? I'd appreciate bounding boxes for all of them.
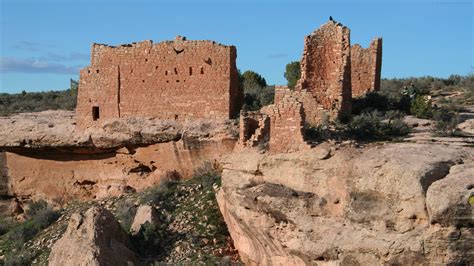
[77,36,242,129]
[275,86,326,126]
[238,111,270,148]
[351,38,383,98]
[296,20,352,121]
[261,96,310,154]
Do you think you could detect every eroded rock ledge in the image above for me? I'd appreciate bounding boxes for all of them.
[217,142,474,265]
[0,110,237,152]
[0,110,238,213]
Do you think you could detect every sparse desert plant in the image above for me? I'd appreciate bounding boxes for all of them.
[352,92,395,115]
[431,108,460,137]
[5,200,59,249]
[348,111,410,140]
[410,95,433,119]
[0,83,77,116]
[0,217,18,236]
[4,249,35,266]
[139,178,178,207]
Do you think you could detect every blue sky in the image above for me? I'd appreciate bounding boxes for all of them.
[0,0,472,93]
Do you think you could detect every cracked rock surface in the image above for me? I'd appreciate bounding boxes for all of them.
[0,110,237,151]
[217,142,474,265]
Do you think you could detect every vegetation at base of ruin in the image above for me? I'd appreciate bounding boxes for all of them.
[304,110,410,142]
[284,61,301,89]
[1,200,60,265]
[0,163,240,265]
[347,111,410,140]
[239,70,275,111]
[0,79,78,116]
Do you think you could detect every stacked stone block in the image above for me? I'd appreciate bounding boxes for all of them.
[76,36,242,129]
[239,111,270,147]
[275,86,327,126]
[351,38,383,97]
[261,96,310,154]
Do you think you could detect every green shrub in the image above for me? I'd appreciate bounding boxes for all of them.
[4,249,35,266]
[239,69,274,111]
[0,217,18,236]
[284,61,301,89]
[352,92,394,115]
[7,220,39,247]
[431,109,460,137]
[26,200,48,217]
[410,95,433,119]
[140,180,177,207]
[130,222,166,257]
[242,85,275,111]
[348,111,410,140]
[0,86,77,116]
[5,200,59,248]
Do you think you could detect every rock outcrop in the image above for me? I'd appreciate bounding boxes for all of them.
[49,206,138,266]
[130,204,161,235]
[0,110,238,211]
[0,110,237,151]
[217,142,474,265]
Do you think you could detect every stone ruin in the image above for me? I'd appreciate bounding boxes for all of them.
[351,38,383,98]
[76,36,243,129]
[239,20,382,154]
[75,20,381,154]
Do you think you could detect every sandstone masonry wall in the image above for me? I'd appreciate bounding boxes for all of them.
[77,36,242,129]
[296,21,352,121]
[351,38,383,97]
[261,96,310,154]
[238,111,269,147]
[275,86,326,126]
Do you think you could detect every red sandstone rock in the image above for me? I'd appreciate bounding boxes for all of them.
[218,142,474,265]
[49,206,138,266]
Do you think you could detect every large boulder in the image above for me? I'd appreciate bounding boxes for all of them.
[130,204,161,235]
[48,206,139,266]
[217,142,474,265]
[426,161,474,227]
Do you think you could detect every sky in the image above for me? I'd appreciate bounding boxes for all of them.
[0,0,472,93]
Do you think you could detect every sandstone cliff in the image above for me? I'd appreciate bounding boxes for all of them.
[217,142,474,265]
[0,110,238,212]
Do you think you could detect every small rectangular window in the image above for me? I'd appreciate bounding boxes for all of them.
[92,106,100,121]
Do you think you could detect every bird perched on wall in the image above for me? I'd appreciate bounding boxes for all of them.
[329,16,334,21]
